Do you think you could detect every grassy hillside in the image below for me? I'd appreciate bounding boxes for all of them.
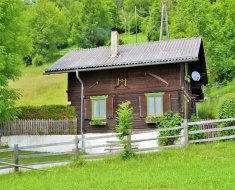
[198,78,235,119]
[9,63,67,106]
[1,141,235,189]
[119,32,148,44]
[9,33,147,107]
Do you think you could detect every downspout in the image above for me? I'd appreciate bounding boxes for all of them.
[183,94,187,119]
[76,70,85,148]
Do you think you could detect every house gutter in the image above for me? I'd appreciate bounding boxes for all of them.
[76,70,85,148]
[43,58,199,75]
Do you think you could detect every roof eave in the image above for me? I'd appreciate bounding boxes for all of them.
[43,58,199,75]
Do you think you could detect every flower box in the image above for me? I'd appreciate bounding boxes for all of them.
[145,116,162,124]
[89,121,106,126]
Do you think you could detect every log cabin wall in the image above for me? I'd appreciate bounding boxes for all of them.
[68,63,191,134]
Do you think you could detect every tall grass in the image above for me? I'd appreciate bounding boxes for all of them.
[0,141,235,189]
[198,97,222,119]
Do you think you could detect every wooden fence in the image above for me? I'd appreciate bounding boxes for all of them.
[0,118,234,173]
[0,119,78,136]
[195,119,217,138]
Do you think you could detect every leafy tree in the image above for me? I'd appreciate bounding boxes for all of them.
[26,0,69,65]
[204,0,235,83]
[71,0,120,48]
[124,0,154,16]
[0,0,31,123]
[129,15,143,33]
[141,0,162,41]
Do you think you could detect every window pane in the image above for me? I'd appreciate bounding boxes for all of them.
[93,100,99,118]
[155,96,162,115]
[148,97,155,115]
[100,100,106,117]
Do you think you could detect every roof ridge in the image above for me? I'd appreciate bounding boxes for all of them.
[68,36,202,52]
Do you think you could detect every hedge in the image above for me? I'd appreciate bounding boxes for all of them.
[14,105,77,120]
[217,93,235,136]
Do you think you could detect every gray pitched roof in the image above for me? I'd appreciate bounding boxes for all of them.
[45,37,203,73]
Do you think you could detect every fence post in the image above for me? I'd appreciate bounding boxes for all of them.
[127,129,132,150]
[183,119,189,146]
[14,144,19,172]
[75,136,79,161]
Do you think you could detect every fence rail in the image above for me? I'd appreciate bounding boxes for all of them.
[0,119,78,136]
[0,118,235,173]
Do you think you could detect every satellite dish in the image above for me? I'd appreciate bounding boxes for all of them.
[191,71,201,82]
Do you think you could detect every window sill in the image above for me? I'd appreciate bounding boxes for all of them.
[89,121,107,126]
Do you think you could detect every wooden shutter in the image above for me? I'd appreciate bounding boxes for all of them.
[84,99,91,120]
[106,97,114,119]
[139,95,147,118]
[163,94,171,114]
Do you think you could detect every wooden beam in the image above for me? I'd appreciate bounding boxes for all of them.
[0,161,48,172]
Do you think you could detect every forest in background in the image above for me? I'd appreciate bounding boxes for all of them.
[0,0,234,121]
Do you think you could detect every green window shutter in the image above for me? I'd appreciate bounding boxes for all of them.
[139,95,147,118]
[84,99,92,120]
[106,97,114,119]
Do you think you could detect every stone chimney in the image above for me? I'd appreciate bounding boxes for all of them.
[111,28,119,57]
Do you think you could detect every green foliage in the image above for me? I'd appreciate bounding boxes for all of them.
[71,0,120,48]
[90,119,106,125]
[118,148,135,160]
[115,101,134,159]
[142,1,162,41]
[198,98,221,119]
[188,114,206,141]
[157,111,183,146]
[14,105,77,120]
[32,54,45,66]
[0,0,31,123]
[129,15,143,33]
[217,94,235,136]
[26,0,69,63]
[124,0,154,15]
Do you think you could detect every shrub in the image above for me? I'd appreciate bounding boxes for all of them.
[115,101,135,159]
[32,54,44,66]
[157,111,183,146]
[217,94,235,136]
[14,105,77,120]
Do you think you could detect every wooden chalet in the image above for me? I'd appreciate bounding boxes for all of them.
[45,30,208,134]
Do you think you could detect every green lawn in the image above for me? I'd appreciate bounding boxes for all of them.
[1,141,235,189]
